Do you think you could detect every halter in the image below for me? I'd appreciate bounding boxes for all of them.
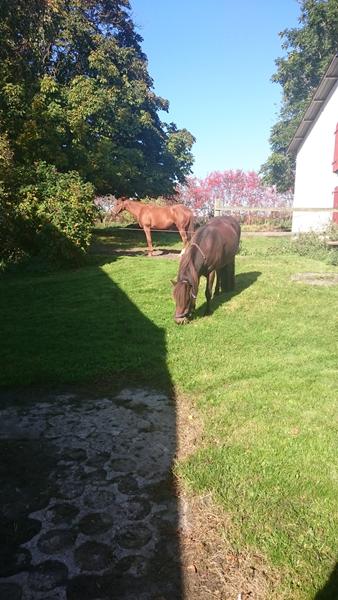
[179,279,197,299]
[190,240,214,275]
[174,279,196,319]
[190,241,206,263]
[174,243,205,319]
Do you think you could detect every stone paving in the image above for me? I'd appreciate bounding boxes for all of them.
[0,389,183,599]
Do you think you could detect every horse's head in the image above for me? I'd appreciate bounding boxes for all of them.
[172,279,196,324]
[112,197,128,217]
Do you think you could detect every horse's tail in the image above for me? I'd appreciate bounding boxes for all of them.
[187,213,195,241]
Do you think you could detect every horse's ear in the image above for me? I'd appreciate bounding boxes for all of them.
[170,279,177,286]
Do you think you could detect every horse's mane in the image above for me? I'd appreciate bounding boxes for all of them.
[173,279,190,306]
[178,245,193,273]
[178,244,199,290]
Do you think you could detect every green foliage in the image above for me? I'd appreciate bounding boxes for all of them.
[289,225,338,265]
[288,231,330,260]
[264,227,338,266]
[0,133,19,263]
[0,132,13,170]
[0,0,195,198]
[0,192,21,266]
[328,250,338,266]
[0,163,96,266]
[0,0,195,264]
[325,221,338,241]
[238,228,338,266]
[261,0,338,190]
[260,149,295,193]
[16,163,96,264]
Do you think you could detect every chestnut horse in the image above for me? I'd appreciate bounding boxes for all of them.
[172,216,241,324]
[112,198,194,255]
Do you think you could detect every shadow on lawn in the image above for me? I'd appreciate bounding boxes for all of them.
[314,563,338,600]
[0,255,184,597]
[196,270,261,319]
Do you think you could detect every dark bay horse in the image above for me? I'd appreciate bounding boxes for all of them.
[172,216,241,324]
[112,198,194,255]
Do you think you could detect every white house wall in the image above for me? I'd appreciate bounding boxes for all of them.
[292,82,338,233]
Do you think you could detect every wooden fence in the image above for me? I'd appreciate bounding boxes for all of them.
[213,199,338,216]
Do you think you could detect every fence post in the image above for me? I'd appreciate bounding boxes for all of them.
[214,198,221,217]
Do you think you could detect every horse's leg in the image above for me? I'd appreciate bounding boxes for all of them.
[143,226,154,256]
[187,215,194,241]
[220,266,228,292]
[178,223,188,253]
[214,270,221,296]
[221,260,235,292]
[204,271,215,315]
[229,258,235,290]
[225,259,235,291]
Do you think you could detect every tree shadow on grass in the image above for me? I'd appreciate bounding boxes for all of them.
[195,270,261,320]
[314,563,338,599]
[0,248,184,597]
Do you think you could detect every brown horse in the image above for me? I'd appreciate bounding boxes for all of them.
[112,198,194,255]
[172,216,241,324]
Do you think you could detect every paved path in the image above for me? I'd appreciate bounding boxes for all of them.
[0,389,183,599]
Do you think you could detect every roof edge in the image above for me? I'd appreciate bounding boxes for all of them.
[287,54,338,156]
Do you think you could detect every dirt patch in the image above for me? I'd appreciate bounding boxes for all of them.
[291,272,338,286]
[91,243,181,259]
[175,395,281,599]
[151,249,181,260]
[178,493,282,600]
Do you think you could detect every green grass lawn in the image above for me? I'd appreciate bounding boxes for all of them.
[0,230,337,598]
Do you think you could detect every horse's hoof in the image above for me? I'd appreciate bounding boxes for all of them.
[174,316,189,325]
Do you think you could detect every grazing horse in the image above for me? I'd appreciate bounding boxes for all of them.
[172,216,241,324]
[112,198,194,255]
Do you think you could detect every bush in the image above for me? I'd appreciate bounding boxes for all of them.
[0,189,24,267]
[269,225,338,266]
[0,134,22,265]
[325,221,338,242]
[289,231,328,260]
[238,223,338,265]
[290,226,338,266]
[14,163,96,264]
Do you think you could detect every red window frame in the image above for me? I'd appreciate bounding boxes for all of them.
[333,187,338,224]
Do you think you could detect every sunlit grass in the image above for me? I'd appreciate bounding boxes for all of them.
[0,232,337,598]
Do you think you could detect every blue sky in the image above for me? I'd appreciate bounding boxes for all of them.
[131,0,300,179]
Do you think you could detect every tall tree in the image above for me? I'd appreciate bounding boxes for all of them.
[260,0,338,191]
[0,0,195,197]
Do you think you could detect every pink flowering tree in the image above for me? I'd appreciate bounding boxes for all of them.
[176,170,293,227]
